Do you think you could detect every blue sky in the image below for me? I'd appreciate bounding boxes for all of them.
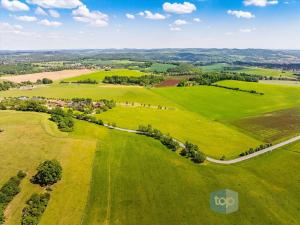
[0,0,299,50]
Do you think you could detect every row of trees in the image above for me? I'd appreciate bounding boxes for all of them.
[103,75,164,86]
[211,84,264,95]
[239,143,272,157]
[22,160,62,225]
[187,72,260,86]
[181,142,206,163]
[138,125,179,151]
[0,81,18,91]
[21,193,50,225]
[0,171,26,224]
[0,78,53,92]
[74,113,104,125]
[137,125,206,164]
[50,107,74,132]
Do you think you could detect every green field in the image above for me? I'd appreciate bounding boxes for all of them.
[96,106,260,158]
[2,80,300,158]
[229,66,295,78]
[147,63,177,73]
[1,111,299,225]
[200,63,229,72]
[0,111,96,225]
[63,69,146,83]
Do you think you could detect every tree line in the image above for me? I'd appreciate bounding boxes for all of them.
[137,125,206,164]
[239,143,272,157]
[211,84,264,95]
[103,75,164,86]
[0,171,27,224]
[22,160,62,225]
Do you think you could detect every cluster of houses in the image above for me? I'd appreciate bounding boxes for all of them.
[16,96,106,111]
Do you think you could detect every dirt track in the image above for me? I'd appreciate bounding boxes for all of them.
[0,69,93,83]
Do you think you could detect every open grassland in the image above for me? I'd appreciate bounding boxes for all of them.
[147,63,177,73]
[96,106,260,159]
[63,69,146,83]
[0,111,96,225]
[152,81,300,120]
[0,69,93,83]
[0,111,300,225]
[229,66,295,78]
[83,125,300,225]
[200,63,229,72]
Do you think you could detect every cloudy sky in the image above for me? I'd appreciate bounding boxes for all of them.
[0,0,299,50]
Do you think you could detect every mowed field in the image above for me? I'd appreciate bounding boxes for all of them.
[0,111,96,225]
[1,111,299,225]
[63,69,146,83]
[229,66,295,78]
[83,130,300,225]
[0,69,93,83]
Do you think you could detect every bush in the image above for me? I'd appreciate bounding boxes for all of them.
[50,107,74,132]
[0,172,26,224]
[0,204,4,224]
[31,160,62,186]
[21,193,50,225]
[36,78,53,84]
[17,171,27,179]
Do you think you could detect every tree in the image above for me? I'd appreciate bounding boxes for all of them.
[193,152,206,164]
[31,160,62,186]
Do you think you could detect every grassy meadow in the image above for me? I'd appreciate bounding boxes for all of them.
[83,120,300,225]
[63,69,146,83]
[229,66,295,78]
[0,109,299,225]
[0,111,96,225]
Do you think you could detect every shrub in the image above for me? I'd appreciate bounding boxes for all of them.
[21,193,50,225]
[0,204,4,224]
[31,160,62,186]
[50,107,74,132]
[0,172,26,224]
[17,171,27,179]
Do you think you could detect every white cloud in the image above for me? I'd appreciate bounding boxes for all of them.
[163,2,196,14]
[26,0,82,9]
[35,6,47,15]
[173,19,187,26]
[1,0,29,11]
[49,9,60,18]
[72,5,108,27]
[170,26,181,31]
[126,13,135,19]
[38,19,62,27]
[0,22,37,36]
[14,15,38,22]
[139,10,166,20]
[227,10,255,19]
[244,0,278,7]
[193,18,201,23]
[240,28,256,32]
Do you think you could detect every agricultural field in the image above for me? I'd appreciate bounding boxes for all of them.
[1,63,300,225]
[228,66,295,78]
[199,63,229,72]
[0,111,299,225]
[63,69,146,83]
[146,63,177,73]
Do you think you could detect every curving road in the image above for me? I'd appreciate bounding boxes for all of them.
[103,124,300,165]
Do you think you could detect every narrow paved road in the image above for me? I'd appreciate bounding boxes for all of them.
[103,124,300,165]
